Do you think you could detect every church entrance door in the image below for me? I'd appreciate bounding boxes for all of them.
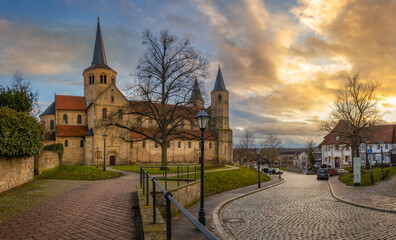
[110,156,116,166]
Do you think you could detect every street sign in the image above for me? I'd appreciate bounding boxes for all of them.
[367,148,373,154]
[353,157,361,186]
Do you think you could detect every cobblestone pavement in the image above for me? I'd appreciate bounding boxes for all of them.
[220,172,396,240]
[329,176,396,211]
[0,171,140,240]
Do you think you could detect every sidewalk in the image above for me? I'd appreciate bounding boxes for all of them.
[328,176,396,213]
[172,175,284,240]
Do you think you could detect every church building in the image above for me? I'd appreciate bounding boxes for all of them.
[40,18,233,166]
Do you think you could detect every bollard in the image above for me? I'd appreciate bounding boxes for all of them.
[152,178,156,224]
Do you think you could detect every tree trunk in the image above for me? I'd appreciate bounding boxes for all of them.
[161,142,168,167]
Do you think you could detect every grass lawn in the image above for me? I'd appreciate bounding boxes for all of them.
[339,166,396,186]
[113,164,227,175]
[39,165,122,181]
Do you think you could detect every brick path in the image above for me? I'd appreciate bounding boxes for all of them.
[329,176,396,212]
[0,172,140,240]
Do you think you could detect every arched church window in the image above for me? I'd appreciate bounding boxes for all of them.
[149,118,153,127]
[137,117,142,127]
[89,75,91,84]
[100,75,103,83]
[80,140,84,147]
[63,114,68,124]
[92,75,95,83]
[65,140,68,147]
[118,109,123,120]
[142,141,146,148]
[111,96,114,102]
[104,75,107,84]
[188,142,191,148]
[102,108,107,119]
[209,142,212,149]
[218,94,222,101]
[50,120,54,130]
[180,121,184,129]
[77,115,82,124]
[178,142,181,148]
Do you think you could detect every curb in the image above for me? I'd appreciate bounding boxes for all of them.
[212,179,285,240]
[328,180,396,214]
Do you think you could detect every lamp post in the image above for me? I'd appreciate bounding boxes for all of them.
[195,109,210,226]
[256,148,261,188]
[379,140,385,180]
[96,146,99,168]
[103,133,107,171]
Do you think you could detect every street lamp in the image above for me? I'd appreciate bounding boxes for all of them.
[380,140,384,180]
[256,148,261,188]
[195,109,210,226]
[96,146,99,168]
[102,133,107,171]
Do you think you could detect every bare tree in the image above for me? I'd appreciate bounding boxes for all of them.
[104,30,207,167]
[238,129,256,166]
[305,140,316,169]
[321,73,383,167]
[262,133,282,166]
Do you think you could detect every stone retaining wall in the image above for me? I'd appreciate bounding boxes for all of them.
[34,150,60,175]
[0,157,34,193]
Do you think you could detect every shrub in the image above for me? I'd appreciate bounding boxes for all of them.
[43,143,64,164]
[0,107,43,157]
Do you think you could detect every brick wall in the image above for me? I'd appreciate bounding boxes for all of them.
[0,157,34,193]
[34,150,60,175]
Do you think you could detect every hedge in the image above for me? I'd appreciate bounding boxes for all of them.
[0,107,43,157]
[43,143,64,164]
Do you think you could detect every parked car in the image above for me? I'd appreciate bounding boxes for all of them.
[328,168,338,177]
[337,169,348,175]
[317,168,329,180]
[272,168,283,174]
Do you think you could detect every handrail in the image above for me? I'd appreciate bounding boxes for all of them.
[140,166,218,240]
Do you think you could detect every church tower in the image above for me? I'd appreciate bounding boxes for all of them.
[188,79,204,108]
[83,17,117,102]
[210,66,233,163]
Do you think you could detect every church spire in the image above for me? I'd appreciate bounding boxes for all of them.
[189,79,204,103]
[90,17,109,68]
[212,66,228,92]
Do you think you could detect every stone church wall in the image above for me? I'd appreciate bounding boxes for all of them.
[0,157,34,193]
[34,150,60,175]
[57,137,85,165]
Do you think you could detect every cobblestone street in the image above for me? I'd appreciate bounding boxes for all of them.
[220,172,396,240]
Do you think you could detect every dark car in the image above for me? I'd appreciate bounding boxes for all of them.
[317,168,329,180]
[328,168,338,177]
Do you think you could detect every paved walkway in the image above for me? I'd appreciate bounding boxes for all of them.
[0,171,140,240]
[329,176,396,212]
[172,174,284,240]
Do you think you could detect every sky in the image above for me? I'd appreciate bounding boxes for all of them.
[2,0,396,147]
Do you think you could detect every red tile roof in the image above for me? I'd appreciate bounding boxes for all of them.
[57,126,89,137]
[56,95,86,110]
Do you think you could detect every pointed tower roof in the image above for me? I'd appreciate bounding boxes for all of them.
[189,79,204,103]
[212,66,228,92]
[87,17,111,70]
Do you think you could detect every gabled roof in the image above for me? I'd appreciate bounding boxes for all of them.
[188,79,204,103]
[40,101,55,116]
[212,67,228,92]
[55,95,86,110]
[56,126,89,137]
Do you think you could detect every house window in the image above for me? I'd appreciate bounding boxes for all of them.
[385,144,388,150]
[149,119,153,127]
[80,140,84,147]
[346,145,350,151]
[209,142,212,149]
[188,142,191,148]
[50,120,54,130]
[102,108,107,119]
[377,145,380,150]
[142,141,146,148]
[335,145,339,151]
[65,140,68,147]
[178,142,181,148]
[63,114,68,124]
[335,136,339,141]
[111,96,114,102]
[345,156,350,163]
[218,94,222,100]
[77,114,82,124]
[118,109,123,120]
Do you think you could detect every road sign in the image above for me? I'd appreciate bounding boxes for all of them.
[367,148,373,154]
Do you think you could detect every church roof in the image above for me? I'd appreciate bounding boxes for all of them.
[40,101,55,116]
[212,67,228,92]
[188,79,203,103]
[57,126,89,137]
[55,95,86,110]
[85,18,112,71]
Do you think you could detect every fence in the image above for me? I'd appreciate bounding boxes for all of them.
[140,166,218,240]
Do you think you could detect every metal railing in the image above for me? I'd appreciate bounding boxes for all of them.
[140,166,218,240]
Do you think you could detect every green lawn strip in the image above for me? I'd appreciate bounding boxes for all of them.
[38,165,122,181]
[113,164,225,175]
[339,166,396,186]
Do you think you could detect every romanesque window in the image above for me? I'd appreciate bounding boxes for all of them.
[137,117,142,127]
[77,114,82,124]
[167,142,170,148]
[209,142,212,149]
[155,142,158,148]
[65,140,68,147]
[102,108,107,119]
[63,114,68,124]
[218,94,222,101]
[104,75,107,84]
[149,119,153,127]
[89,75,91,84]
[180,121,184,129]
[50,120,54,130]
[188,142,191,148]
[92,75,95,83]
[111,96,114,102]
[80,140,84,147]
[118,109,123,120]
[142,141,146,148]
[178,142,181,148]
